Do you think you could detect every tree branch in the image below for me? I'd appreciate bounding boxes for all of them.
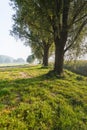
[69,1,86,27]
[74,14,87,24]
[64,19,87,52]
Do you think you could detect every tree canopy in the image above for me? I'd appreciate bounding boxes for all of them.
[10,0,87,75]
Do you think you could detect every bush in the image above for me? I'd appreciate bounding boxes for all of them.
[64,60,87,76]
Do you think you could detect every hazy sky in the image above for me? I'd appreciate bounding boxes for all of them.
[0,0,31,60]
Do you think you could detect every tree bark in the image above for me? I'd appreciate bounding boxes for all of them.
[52,0,70,76]
[42,44,49,67]
[54,39,64,75]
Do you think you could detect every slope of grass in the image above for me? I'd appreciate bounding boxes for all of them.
[0,65,87,130]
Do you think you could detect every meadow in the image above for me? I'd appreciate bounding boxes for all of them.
[0,64,87,129]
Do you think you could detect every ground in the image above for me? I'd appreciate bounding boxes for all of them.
[0,65,87,130]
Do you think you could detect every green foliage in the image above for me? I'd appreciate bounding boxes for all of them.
[0,65,87,129]
[10,0,54,65]
[27,54,35,63]
[10,0,87,75]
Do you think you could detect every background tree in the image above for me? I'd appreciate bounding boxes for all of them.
[10,0,54,67]
[26,31,54,66]
[27,54,35,64]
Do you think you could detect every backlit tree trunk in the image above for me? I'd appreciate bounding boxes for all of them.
[54,43,64,75]
[52,0,70,75]
[42,42,50,67]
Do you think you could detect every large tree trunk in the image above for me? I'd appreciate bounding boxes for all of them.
[54,43,64,75]
[51,0,70,76]
[42,44,49,67]
[53,27,67,75]
[53,34,65,75]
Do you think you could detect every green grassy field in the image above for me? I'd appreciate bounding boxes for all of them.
[0,65,87,130]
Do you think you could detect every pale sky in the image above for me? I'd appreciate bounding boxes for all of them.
[0,0,31,60]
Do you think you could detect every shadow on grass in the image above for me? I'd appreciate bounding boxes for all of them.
[0,72,56,107]
[0,72,50,89]
[0,70,59,96]
[0,69,67,91]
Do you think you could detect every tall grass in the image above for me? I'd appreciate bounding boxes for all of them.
[64,60,87,76]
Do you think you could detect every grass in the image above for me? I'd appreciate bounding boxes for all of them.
[0,65,87,129]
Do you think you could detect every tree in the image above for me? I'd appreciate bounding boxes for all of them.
[10,0,54,67]
[47,0,87,75]
[27,54,35,63]
[14,58,25,63]
[26,31,54,66]
[10,0,87,75]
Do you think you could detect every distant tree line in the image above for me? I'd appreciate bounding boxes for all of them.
[0,55,25,64]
